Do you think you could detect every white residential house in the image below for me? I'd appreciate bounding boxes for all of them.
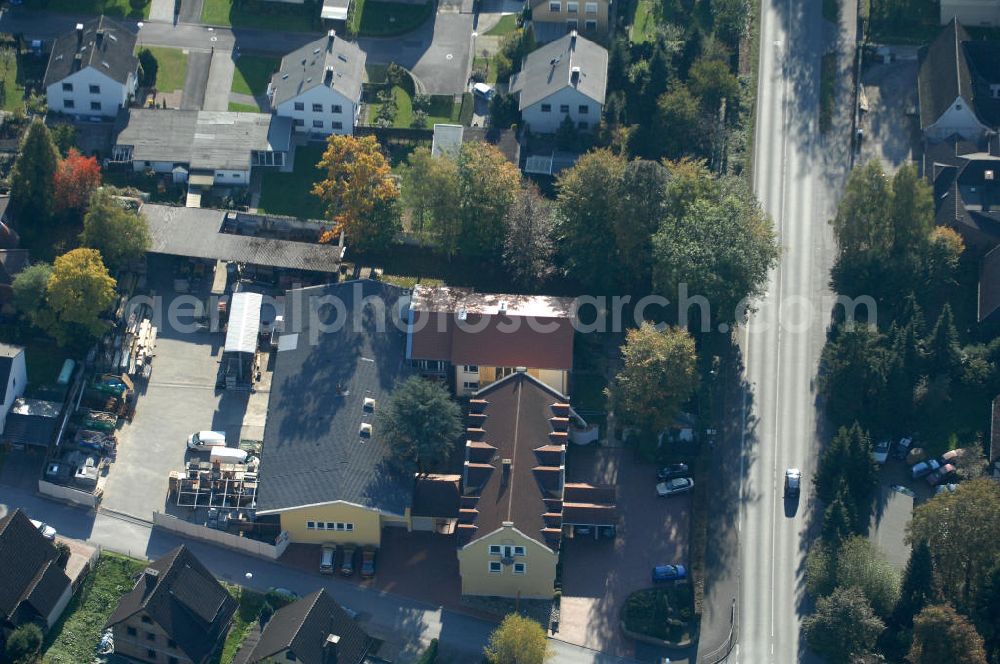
[44,16,138,119]
[0,343,26,436]
[269,30,365,136]
[509,31,607,134]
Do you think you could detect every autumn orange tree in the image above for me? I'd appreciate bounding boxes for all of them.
[54,148,102,215]
[311,135,400,252]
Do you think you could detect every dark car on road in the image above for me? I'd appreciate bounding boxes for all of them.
[652,564,687,582]
[656,463,690,481]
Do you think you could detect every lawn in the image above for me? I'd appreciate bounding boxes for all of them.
[228,101,260,112]
[146,46,188,93]
[0,46,25,113]
[202,0,317,32]
[27,0,150,18]
[368,88,461,128]
[232,54,278,97]
[630,0,658,44]
[217,587,266,664]
[472,56,498,85]
[43,553,147,664]
[484,14,518,36]
[257,144,327,219]
[356,0,434,37]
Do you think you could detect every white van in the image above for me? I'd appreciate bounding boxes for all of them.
[210,447,248,464]
[187,431,227,450]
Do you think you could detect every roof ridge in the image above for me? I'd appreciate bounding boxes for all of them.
[288,589,324,651]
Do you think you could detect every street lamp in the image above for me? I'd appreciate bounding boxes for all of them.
[136,21,143,49]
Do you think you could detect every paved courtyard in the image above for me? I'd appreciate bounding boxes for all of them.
[558,447,691,657]
[858,48,920,171]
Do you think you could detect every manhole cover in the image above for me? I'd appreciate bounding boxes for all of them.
[446,53,453,60]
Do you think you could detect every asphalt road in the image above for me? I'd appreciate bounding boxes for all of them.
[734,0,855,661]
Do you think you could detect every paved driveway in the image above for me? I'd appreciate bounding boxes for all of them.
[559,447,691,658]
[859,50,920,172]
[100,256,257,520]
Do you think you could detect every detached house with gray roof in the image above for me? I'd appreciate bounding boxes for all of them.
[510,30,607,134]
[44,16,138,118]
[269,30,365,136]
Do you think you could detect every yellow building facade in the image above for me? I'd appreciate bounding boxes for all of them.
[273,501,410,547]
[457,524,558,599]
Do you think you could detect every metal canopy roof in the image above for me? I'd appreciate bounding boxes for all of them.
[225,292,263,355]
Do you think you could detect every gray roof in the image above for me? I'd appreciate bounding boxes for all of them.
[115,110,292,172]
[141,204,344,273]
[249,589,371,664]
[510,31,607,110]
[44,16,137,88]
[271,32,365,108]
[0,509,70,625]
[257,280,414,515]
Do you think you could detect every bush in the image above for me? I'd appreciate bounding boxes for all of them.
[55,541,71,569]
[5,623,43,662]
[416,638,438,664]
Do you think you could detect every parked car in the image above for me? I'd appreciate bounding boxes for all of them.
[784,468,801,498]
[894,436,914,460]
[360,546,376,578]
[911,459,941,479]
[651,564,687,582]
[656,463,690,481]
[656,477,694,497]
[935,483,959,495]
[320,544,335,574]
[926,463,956,486]
[340,545,356,576]
[187,430,227,450]
[873,440,891,464]
[30,520,56,540]
[940,448,965,463]
[472,82,495,101]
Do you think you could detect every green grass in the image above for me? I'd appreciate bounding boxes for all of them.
[228,101,259,112]
[257,144,327,219]
[217,587,266,664]
[43,553,147,664]
[472,56,498,85]
[232,54,278,97]
[819,53,836,134]
[357,0,434,36]
[146,46,188,93]
[202,0,317,31]
[484,14,518,36]
[0,47,25,113]
[27,0,150,18]
[867,0,939,43]
[369,88,461,128]
[630,0,658,44]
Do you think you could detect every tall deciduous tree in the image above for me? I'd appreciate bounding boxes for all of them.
[80,189,150,270]
[607,323,699,442]
[655,86,704,159]
[819,325,890,430]
[9,120,59,226]
[54,148,102,215]
[503,183,556,289]
[803,586,884,664]
[615,159,670,292]
[457,142,521,259]
[377,376,462,473]
[484,614,549,664]
[831,160,894,258]
[45,248,117,345]
[397,146,459,246]
[312,135,401,252]
[688,57,740,112]
[909,604,988,664]
[835,536,902,618]
[908,478,1000,611]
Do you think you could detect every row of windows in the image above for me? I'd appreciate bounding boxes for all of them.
[64,99,102,110]
[306,520,354,531]
[489,561,527,574]
[547,1,599,12]
[293,102,344,113]
[62,82,102,94]
[539,103,590,114]
[293,119,344,130]
[462,365,479,373]
[488,544,526,556]
[462,381,480,390]
[124,626,179,662]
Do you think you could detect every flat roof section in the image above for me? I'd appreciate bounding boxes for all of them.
[225,292,263,354]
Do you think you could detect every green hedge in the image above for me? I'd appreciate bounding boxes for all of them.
[416,638,438,663]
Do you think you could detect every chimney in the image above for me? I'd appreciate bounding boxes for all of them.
[95,29,104,48]
[571,66,581,85]
[501,458,512,486]
[324,634,340,664]
[987,169,995,181]
[327,29,337,52]
[498,300,508,314]
[325,65,335,85]
[72,53,83,72]
[75,23,84,49]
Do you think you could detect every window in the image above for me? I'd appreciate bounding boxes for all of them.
[62,82,73,91]
[578,121,588,129]
[585,2,597,12]
[578,105,589,114]
[312,120,324,128]
[514,562,526,574]
[147,632,156,642]
[567,1,578,11]
[514,546,526,556]
[326,522,337,530]
[294,118,305,127]
[141,616,152,624]
[312,103,323,112]
[332,121,343,130]
[549,1,560,10]
[90,101,101,111]
[559,104,570,113]
[489,544,502,555]
[585,19,597,30]
[126,626,137,636]
[462,365,479,373]
[345,523,354,531]
[307,520,316,529]
[90,84,100,94]
[147,650,157,660]
[332,104,343,113]
[541,103,552,113]
[64,99,75,109]
[489,561,502,573]
[462,381,480,390]
[167,639,176,649]
[294,102,304,111]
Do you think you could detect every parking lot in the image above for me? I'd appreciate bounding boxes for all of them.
[100,256,272,521]
[858,48,921,171]
[558,447,691,656]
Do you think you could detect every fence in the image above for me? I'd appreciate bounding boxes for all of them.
[152,512,290,559]
[38,479,100,508]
